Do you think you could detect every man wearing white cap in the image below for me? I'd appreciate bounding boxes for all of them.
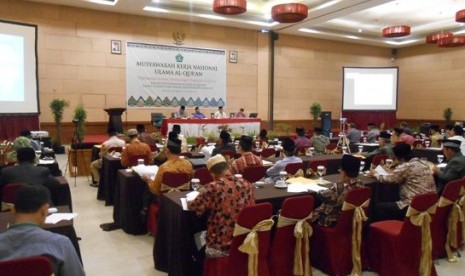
[433,139,465,194]
[188,154,255,258]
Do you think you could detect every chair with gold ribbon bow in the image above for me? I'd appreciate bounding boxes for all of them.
[306,160,328,179]
[284,162,304,177]
[193,167,213,185]
[242,165,267,183]
[203,203,274,276]
[368,192,438,276]
[457,181,465,248]
[431,179,463,262]
[269,195,314,276]
[310,187,371,276]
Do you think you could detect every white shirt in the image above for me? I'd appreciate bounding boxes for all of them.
[449,135,465,155]
[102,135,126,148]
[214,111,227,119]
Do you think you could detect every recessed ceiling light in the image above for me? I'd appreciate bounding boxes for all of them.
[86,0,118,6]
[358,29,362,33]
[143,6,169,13]
[197,14,226,21]
[345,35,360,40]
[298,28,322,34]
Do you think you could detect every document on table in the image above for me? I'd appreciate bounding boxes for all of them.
[307,184,329,193]
[180,191,200,210]
[38,159,55,165]
[262,160,273,167]
[132,165,158,181]
[45,213,78,224]
[375,165,390,176]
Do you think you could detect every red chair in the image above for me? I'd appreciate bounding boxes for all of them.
[457,179,465,247]
[203,202,274,276]
[284,162,304,176]
[431,179,463,260]
[195,137,206,148]
[147,172,192,235]
[269,196,314,276]
[372,153,388,166]
[1,183,24,211]
[149,144,158,152]
[127,154,149,166]
[242,165,267,183]
[0,256,52,276]
[260,148,276,158]
[194,167,213,185]
[326,143,337,151]
[307,159,328,172]
[368,193,438,276]
[310,187,372,276]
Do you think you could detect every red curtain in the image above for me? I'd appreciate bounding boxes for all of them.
[0,115,40,140]
[342,111,397,130]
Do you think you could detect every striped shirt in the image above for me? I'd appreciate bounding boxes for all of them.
[229,152,262,174]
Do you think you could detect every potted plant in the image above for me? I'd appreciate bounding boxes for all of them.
[73,104,87,143]
[49,99,69,154]
[443,107,452,124]
[310,102,322,127]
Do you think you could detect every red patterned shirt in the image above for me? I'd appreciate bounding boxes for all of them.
[229,152,262,174]
[188,174,255,254]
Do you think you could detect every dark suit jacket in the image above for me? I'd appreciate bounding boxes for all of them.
[436,152,465,194]
[0,162,60,199]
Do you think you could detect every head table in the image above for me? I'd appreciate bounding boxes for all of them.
[161,118,261,137]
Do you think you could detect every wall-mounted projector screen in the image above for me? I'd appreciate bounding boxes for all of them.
[0,20,39,114]
[342,67,398,111]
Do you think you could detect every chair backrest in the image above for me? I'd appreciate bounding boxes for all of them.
[193,167,213,185]
[249,113,258,118]
[0,256,53,276]
[1,183,25,204]
[284,162,304,175]
[326,143,337,151]
[229,202,273,276]
[242,165,267,183]
[308,159,328,172]
[149,144,158,152]
[260,148,276,158]
[108,146,123,153]
[335,187,372,233]
[372,153,388,166]
[431,179,463,259]
[161,172,192,192]
[127,154,149,167]
[269,196,314,276]
[151,113,164,127]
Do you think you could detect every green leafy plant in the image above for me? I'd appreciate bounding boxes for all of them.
[443,107,453,124]
[310,102,322,127]
[232,132,242,139]
[186,136,196,145]
[268,131,278,140]
[73,104,87,143]
[49,99,69,146]
[276,123,292,136]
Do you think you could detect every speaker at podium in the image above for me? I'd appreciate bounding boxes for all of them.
[320,111,332,137]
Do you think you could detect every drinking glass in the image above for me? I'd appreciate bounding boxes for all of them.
[425,140,430,147]
[255,141,260,150]
[358,145,363,153]
[191,178,200,191]
[386,158,393,167]
[342,146,348,154]
[360,161,365,173]
[363,137,367,143]
[279,171,288,182]
[437,154,444,164]
[309,147,314,156]
[317,166,325,180]
[137,159,144,165]
[329,133,333,139]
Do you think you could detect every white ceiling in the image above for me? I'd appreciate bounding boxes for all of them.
[26,0,465,48]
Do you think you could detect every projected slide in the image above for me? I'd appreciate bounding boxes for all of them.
[0,34,24,102]
[343,67,398,111]
[0,20,38,114]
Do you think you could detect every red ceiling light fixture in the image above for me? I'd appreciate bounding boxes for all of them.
[437,36,465,48]
[456,9,465,22]
[271,3,308,23]
[382,25,411,38]
[426,32,453,44]
[213,0,247,15]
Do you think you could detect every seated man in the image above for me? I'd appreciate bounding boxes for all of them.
[256,129,268,149]
[121,129,152,167]
[449,125,465,155]
[0,147,60,198]
[399,121,413,136]
[188,154,255,258]
[391,127,414,146]
[90,128,125,186]
[136,124,156,146]
[174,105,188,118]
[433,139,465,194]
[346,123,361,144]
[372,143,436,221]
[0,185,85,276]
[20,130,41,151]
[229,135,262,174]
[429,124,442,147]
[310,127,329,155]
[171,124,188,153]
[294,127,311,153]
[211,130,236,157]
[6,135,34,163]
[311,155,361,227]
[366,123,380,143]
[235,108,246,118]
[364,131,394,159]
[214,106,227,119]
[192,106,206,119]
[266,138,301,179]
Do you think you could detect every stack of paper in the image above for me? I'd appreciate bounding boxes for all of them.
[374,165,389,176]
[132,165,159,181]
[45,213,78,224]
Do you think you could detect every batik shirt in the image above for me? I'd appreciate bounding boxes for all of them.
[229,152,262,174]
[311,180,360,227]
[120,139,152,167]
[311,135,330,154]
[188,174,255,255]
[377,157,436,209]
